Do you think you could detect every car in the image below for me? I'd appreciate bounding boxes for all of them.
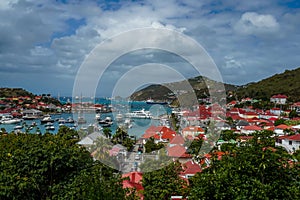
[134,154,140,160]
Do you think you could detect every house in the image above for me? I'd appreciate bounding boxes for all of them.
[170,134,185,147]
[22,109,43,119]
[235,120,250,130]
[109,144,127,157]
[77,131,106,146]
[141,126,176,143]
[270,94,288,105]
[180,160,202,179]
[274,124,292,136]
[122,172,144,199]
[275,134,300,153]
[167,145,192,163]
[270,107,283,116]
[241,125,262,135]
[181,126,205,138]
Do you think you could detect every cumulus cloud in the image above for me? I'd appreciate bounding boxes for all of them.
[0,0,299,95]
[234,12,279,35]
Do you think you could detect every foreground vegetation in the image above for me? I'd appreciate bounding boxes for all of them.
[0,128,299,199]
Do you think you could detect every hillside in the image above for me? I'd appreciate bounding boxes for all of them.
[0,88,35,98]
[236,68,300,101]
[130,67,300,102]
[130,76,237,102]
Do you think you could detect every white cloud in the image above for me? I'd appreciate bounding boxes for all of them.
[0,0,299,95]
[234,12,279,35]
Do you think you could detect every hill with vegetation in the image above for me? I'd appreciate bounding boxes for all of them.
[236,68,300,102]
[0,87,35,98]
[131,67,300,102]
[130,76,236,102]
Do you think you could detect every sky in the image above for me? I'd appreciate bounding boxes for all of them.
[0,0,299,97]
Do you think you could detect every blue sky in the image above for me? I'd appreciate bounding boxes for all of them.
[0,0,299,97]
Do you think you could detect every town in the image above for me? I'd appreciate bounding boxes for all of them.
[0,87,299,199]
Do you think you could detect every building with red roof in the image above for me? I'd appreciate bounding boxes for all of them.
[180,160,202,179]
[276,134,300,153]
[270,94,288,105]
[141,126,176,143]
[241,125,262,135]
[167,145,192,163]
[122,172,144,199]
[181,126,205,138]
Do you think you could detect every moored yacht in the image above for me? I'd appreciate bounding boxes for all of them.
[125,109,152,119]
[40,115,54,124]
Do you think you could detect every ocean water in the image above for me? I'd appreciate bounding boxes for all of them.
[0,99,171,139]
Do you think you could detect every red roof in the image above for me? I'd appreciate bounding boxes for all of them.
[122,172,144,191]
[279,134,300,141]
[271,94,288,99]
[170,135,185,145]
[243,125,262,131]
[276,124,291,130]
[181,161,202,175]
[122,171,143,184]
[167,145,191,158]
[182,126,204,133]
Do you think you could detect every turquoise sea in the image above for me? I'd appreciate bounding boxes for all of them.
[0,98,172,139]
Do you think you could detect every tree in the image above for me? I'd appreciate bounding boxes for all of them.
[189,130,300,199]
[186,138,204,155]
[103,127,112,138]
[142,161,188,200]
[0,126,127,199]
[144,137,164,153]
[274,118,286,126]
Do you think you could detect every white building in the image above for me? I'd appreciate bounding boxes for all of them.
[275,134,300,153]
[270,94,288,105]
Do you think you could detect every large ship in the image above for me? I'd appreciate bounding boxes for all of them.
[145,98,168,105]
[125,109,152,119]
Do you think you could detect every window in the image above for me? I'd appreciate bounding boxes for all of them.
[289,141,292,145]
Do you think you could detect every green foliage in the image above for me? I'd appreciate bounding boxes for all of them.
[186,138,204,155]
[142,161,188,200]
[144,137,164,153]
[0,88,34,98]
[220,130,238,141]
[139,149,172,172]
[112,127,134,151]
[103,127,112,138]
[170,113,180,131]
[236,68,300,101]
[189,130,300,200]
[0,126,126,199]
[274,118,286,126]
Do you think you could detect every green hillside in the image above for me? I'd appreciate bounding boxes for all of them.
[236,68,300,101]
[0,88,35,98]
[130,76,236,102]
[130,67,300,103]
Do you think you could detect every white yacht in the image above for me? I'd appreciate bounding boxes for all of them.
[0,115,23,124]
[125,109,152,119]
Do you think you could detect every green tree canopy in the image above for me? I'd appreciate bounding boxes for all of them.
[189,130,300,200]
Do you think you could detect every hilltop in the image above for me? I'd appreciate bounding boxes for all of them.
[0,88,35,98]
[236,68,300,101]
[130,67,300,102]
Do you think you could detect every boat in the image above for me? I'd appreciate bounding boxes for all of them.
[77,116,87,124]
[0,115,23,124]
[98,116,113,127]
[45,126,55,131]
[125,109,152,119]
[115,113,124,122]
[146,98,168,105]
[65,117,75,123]
[40,115,54,124]
[14,125,23,130]
[95,113,101,121]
